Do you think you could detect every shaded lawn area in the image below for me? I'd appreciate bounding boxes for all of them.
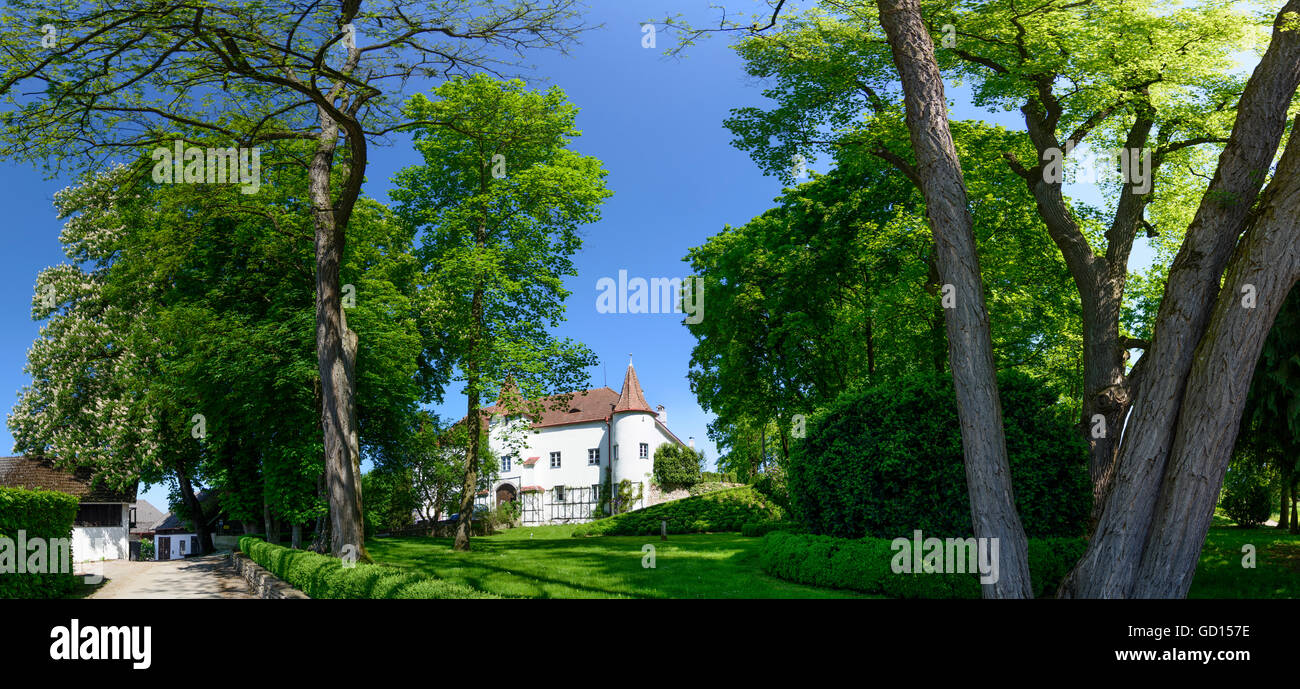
[366,526,873,599]
[367,525,1297,599]
[1189,526,1299,599]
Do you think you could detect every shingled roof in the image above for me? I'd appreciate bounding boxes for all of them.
[0,455,136,503]
[613,363,653,413]
[480,387,621,429]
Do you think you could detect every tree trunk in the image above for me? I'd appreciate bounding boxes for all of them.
[263,497,280,546]
[1130,123,1300,596]
[1279,462,1292,531]
[1290,488,1298,534]
[291,524,303,549]
[453,307,483,552]
[1060,8,1300,597]
[310,107,368,561]
[175,461,213,555]
[876,0,1032,598]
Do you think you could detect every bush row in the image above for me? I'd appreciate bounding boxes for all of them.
[759,531,1086,599]
[237,536,495,599]
[572,486,784,537]
[741,521,801,537]
[0,486,80,599]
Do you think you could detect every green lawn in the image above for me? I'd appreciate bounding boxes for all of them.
[1188,526,1299,598]
[366,524,1297,599]
[366,525,872,599]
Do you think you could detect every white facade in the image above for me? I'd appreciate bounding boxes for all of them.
[476,367,687,525]
[71,503,130,562]
[154,533,199,560]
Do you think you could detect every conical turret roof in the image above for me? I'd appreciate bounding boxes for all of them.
[614,362,653,413]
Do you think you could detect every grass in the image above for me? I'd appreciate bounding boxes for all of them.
[1188,526,1299,598]
[367,523,1297,599]
[366,524,872,599]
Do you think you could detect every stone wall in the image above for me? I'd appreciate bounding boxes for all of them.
[227,551,309,599]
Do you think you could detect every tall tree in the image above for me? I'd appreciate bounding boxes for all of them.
[392,75,609,550]
[663,0,1300,596]
[11,149,421,555]
[0,0,590,558]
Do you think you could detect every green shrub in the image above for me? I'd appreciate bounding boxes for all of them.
[653,443,705,489]
[788,370,1090,540]
[573,486,783,537]
[687,481,734,497]
[237,536,495,599]
[759,532,1085,598]
[1219,462,1273,528]
[0,486,80,599]
[751,467,789,513]
[701,471,738,483]
[741,521,800,537]
[139,538,155,561]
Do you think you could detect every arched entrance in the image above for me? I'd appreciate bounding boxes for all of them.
[496,483,518,506]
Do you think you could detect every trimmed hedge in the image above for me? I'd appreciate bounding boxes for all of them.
[759,531,1086,599]
[0,486,80,599]
[741,521,800,537]
[572,486,783,537]
[237,536,495,599]
[788,370,1090,540]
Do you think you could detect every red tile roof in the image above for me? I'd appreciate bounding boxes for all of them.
[521,485,544,493]
[481,387,621,429]
[522,456,541,466]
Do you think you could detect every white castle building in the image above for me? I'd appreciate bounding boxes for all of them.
[476,361,689,525]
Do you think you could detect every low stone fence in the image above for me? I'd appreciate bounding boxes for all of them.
[227,551,310,599]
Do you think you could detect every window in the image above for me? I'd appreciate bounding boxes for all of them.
[179,539,186,554]
[613,445,619,461]
[554,485,566,502]
[591,484,601,500]
[639,443,649,459]
[501,455,512,473]
[74,503,121,527]
[588,448,600,465]
[550,451,561,468]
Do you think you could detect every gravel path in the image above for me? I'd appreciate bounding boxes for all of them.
[84,553,256,599]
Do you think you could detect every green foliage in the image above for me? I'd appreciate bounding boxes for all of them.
[788,370,1090,539]
[138,538,155,561]
[653,443,704,489]
[1234,283,1300,500]
[363,468,419,536]
[741,521,800,537]
[751,467,789,513]
[0,486,80,598]
[237,536,494,599]
[700,471,738,483]
[1219,462,1273,528]
[687,481,735,497]
[571,487,783,537]
[759,532,1087,599]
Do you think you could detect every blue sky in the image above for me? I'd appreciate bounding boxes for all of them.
[0,1,1181,511]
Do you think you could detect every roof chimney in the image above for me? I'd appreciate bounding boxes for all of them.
[657,404,666,425]
[688,436,695,449]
